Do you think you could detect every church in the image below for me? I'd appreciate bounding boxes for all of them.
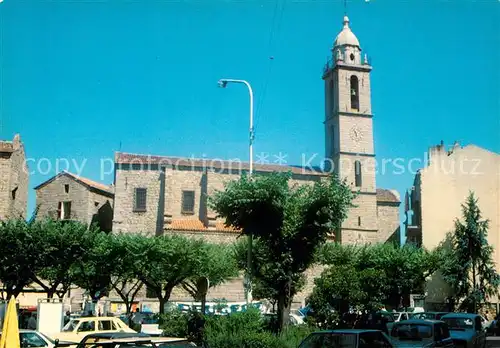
[110,15,401,306]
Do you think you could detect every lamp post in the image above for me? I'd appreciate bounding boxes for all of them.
[218,78,254,305]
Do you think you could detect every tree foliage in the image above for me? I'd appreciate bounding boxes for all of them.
[72,230,115,304]
[315,242,442,319]
[33,219,97,298]
[181,243,239,301]
[439,192,500,312]
[127,234,207,314]
[0,219,41,298]
[108,234,144,319]
[210,172,354,332]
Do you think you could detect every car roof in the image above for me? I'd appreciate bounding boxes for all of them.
[73,316,118,320]
[311,329,382,334]
[95,337,189,344]
[395,319,441,325]
[82,333,149,339]
[414,312,448,314]
[441,313,479,319]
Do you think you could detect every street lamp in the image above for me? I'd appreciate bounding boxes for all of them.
[218,78,254,305]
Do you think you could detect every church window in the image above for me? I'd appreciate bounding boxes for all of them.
[358,216,361,226]
[134,188,147,212]
[182,190,195,215]
[11,187,17,200]
[350,75,359,110]
[355,161,362,187]
[350,53,355,62]
[65,184,70,193]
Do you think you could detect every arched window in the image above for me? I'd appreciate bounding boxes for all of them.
[350,75,359,110]
[355,160,362,187]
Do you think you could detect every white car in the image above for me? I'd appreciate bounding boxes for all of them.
[392,312,410,322]
[0,329,64,348]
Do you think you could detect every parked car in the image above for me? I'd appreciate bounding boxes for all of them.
[441,313,486,348]
[486,336,500,347]
[298,329,394,347]
[48,316,136,344]
[75,332,150,348]
[354,311,396,334]
[389,319,454,347]
[410,312,450,321]
[392,312,411,322]
[82,337,196,347]
[0,330,73,348]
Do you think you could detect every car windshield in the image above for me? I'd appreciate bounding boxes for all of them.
[391,323,433,340]
[442,317,474,330]
[62,319,79,332]
[412,313,435,320]
[38,331,56,344]
[299,333,357,348]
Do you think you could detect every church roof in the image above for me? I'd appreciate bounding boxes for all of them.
[166,219,239,233]
[115,152,325,176]
[34,171,114,196]
[334,16,360,48]
[376,189,400,203]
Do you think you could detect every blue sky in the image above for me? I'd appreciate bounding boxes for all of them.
[1,0,499,241]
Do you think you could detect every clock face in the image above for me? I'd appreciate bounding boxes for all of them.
[350,125,363,143]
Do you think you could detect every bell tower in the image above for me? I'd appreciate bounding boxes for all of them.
[323,16,378,243]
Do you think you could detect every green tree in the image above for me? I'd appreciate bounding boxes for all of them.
[440,192,500,312]
[210,172,354,332]
[319,242,441,310]
[309,249,389,327]
[0,219,41,298]
[128,235,205,314]
[109,234,144,321]
[31,219,94,298]
[181,243,239,302]
[72,230,115,313]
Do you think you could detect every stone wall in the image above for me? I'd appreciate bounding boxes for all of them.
[377,202,401,244]
[9,137,28,218]
[0,136,29,220]
[0,156,11,219]
[112,165,164,235]
[88,191,114,231]
[36,175,90,222]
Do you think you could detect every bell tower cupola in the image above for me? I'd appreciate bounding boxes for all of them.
[333,16,363,66]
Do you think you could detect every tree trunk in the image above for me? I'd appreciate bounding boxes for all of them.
[472,261,477,313]
[159,297,167,315]
[277,281,292,333]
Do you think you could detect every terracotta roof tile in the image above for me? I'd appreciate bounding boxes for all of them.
[64,171,114,194]
[167,219,240,233]
[115,152,325,176]
[376,189,400,203]
[34,171,114,196]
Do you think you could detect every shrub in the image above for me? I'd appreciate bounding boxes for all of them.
[158,309,189,338]
[159,307,316,347]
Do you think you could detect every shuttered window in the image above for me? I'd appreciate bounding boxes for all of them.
[134,188,147,212]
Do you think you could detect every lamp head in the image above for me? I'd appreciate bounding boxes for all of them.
[218,79,228,88]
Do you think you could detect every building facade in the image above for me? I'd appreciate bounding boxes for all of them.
[0,134,28,220]
[110,15,400,307]
[405,142,500,307]
[34,171,114,232]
